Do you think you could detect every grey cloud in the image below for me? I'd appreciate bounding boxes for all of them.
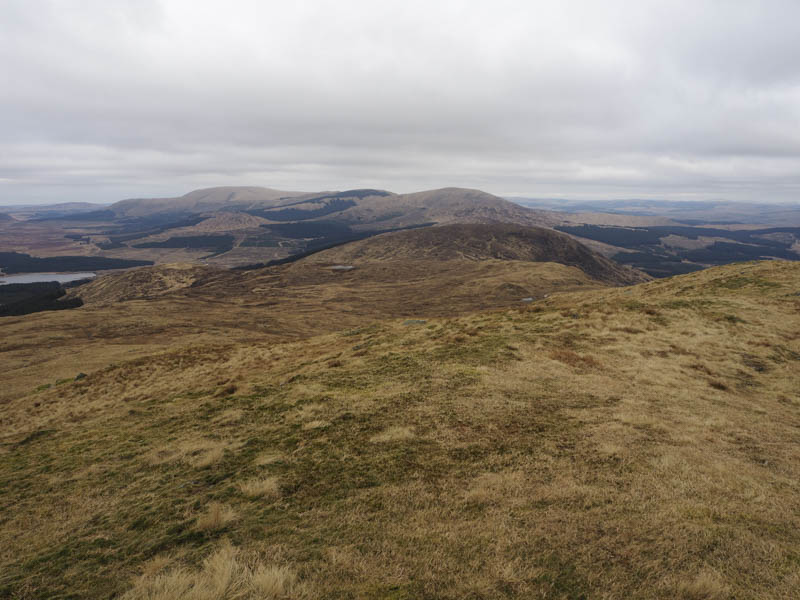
[1,0,799,204]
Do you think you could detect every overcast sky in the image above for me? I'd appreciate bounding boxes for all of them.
[1,0,799,205]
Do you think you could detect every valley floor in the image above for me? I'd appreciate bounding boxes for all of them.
[1,261,799,598]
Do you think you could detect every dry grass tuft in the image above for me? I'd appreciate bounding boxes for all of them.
[139,555,175,578]
[369,425,415,443]
[677,569,730,599]
[254,452,283,466]
[120,542,301,600]
[195,503,238,532]
[238,476,281,500]
[213,409,244,425]
[190,446,226,468]
[147,439,233,469]
[250,565,297,597]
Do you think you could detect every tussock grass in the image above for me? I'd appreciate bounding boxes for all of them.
[121,542,301,600]
[195,503,238,532]
[147,439,232,468]
[238,477,281,499]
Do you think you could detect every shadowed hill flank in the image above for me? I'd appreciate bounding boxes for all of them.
[311,223,648,285]
[1,261,798,598]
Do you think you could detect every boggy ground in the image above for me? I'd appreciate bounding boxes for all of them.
[1,261,798,599]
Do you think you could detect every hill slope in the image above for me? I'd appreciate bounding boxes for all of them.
[76,187,558,268]
[312,223,646,285]
[71,263,210,304]
[332,187,557,229]
[65,224,643,322]
[1,261,798,598]
[3,225,640,400]
[110,186,552,229]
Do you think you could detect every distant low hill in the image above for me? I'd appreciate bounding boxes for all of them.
[70,224,646,334]
[312,223,647,286]
[109,186,555,229]
[71,263,209,305]
[8,185,798,276]
[110,186,306,218]
[56,187,558,268]
[513,197,800,226]
[556,224,800,277]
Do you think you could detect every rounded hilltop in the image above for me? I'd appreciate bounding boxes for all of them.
[310,223,648,286]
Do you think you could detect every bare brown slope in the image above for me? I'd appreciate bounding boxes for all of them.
[312,223,648,285]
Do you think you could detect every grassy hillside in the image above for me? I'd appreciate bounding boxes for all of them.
[313,224,647,285]
[2,226,626,403]
[1,261,799,598]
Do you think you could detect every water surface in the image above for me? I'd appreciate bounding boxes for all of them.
[0,272,96,285]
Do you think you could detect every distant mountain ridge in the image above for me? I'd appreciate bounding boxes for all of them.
[110,186,306,218]
[109,185,557,229]
[5,185,797,276]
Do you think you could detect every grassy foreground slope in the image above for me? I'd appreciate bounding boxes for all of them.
[1,261,799,599]
[1,225,642,404]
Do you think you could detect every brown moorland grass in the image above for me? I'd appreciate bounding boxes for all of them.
[0,260,798,598]
[0,257,616,404]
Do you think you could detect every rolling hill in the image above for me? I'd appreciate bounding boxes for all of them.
[6,185,797,277]
[1,258,798,598]
[108,186,555,229]
[1,187,560,269]
[311,223,645,285]
[3,224,640,401]
[109,186,307,218]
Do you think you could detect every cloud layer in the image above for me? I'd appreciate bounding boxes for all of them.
[2,0,799,203]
